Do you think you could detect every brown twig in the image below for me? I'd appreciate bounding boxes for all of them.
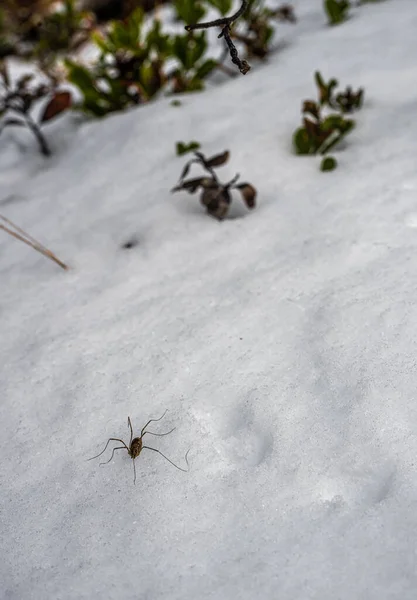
[0,214,68,270]
[185,0,250,74]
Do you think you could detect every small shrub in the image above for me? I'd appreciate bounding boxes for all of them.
[66,9,169,116]
[293,71,364,170]
[32,0,94,63]
[172,150,257,220]
[67,7,218,117]
[0,59,71,155]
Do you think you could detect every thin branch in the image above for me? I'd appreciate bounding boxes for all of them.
[185,0,250,75]
[219,26,250,75]
[0,215,68,270]
[185,0,248,31]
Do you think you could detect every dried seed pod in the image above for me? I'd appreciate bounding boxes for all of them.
[201,186,231,220]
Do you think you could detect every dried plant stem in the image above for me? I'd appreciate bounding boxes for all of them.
[185,0,250,75]
[24,114,51,157]
[186,0,248,31]
[0,214,68,270]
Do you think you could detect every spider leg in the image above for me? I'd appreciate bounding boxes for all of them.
[128,417,133,445]
[142,427,175,438]
[142,446,190,472]
[133,458,137,485]
[87,438,128,461]
[141,409,168,437]
[99,446,126,466]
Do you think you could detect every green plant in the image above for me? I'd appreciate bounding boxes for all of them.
[0,59,71,155]
[174,0,207,25]
[231,2,296,61]
[315,71,364,113]
[172,150,257,220]
[66,7,218,117]
[32,0,93,62]
[292,71,365,169]
[0,8,15,58]
[293,100,355,156]
[66,9,169,116]
[324,0,350,25]
[170,31,218,93]
[176,140,201,155]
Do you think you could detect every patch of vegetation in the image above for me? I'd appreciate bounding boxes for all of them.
[0,0,93,62]
[66,7,218,116]
[32,0,94,63]
[66,9,169,116]
[231,2,296,62]
[293,71,364,170]
[172,150,257,220]
[0,59,71,155]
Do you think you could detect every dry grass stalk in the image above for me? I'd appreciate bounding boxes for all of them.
[0,213,68,270]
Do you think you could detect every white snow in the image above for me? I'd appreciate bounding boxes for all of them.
[2,1,417,598]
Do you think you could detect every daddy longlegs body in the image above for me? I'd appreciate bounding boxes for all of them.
[88,410,189,484]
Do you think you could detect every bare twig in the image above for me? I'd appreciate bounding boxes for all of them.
[185,0,250,74]
[0,214,68,270]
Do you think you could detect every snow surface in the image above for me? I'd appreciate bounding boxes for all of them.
[2,1,417,598]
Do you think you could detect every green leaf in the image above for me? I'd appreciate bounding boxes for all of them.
[65,61,113,116]
[146,20,171,56]
[65,60,96,92]
[324,0,350,25]
[204,0,233,16]
[172,35,188,68]
[195,59,218,80]
[185,32,207,69]
[176,140,201,156]
[293,127,313,155]
[92,31,112,54]
[174,0,206,24]
[320,156,338,171]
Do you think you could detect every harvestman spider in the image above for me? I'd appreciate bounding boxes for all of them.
[88,411,189,484]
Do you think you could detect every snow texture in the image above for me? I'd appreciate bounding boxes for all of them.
[2,1,417,598]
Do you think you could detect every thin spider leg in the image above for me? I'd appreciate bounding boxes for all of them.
[99,446,126,466]
[143,446,190,472]
[142,427,176,438]
[128,416,133,445]
[133,459,137,485]
[141,409,169,437]
[87,438,129,461]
